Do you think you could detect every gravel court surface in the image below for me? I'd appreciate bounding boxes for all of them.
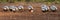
[0,3,60,20]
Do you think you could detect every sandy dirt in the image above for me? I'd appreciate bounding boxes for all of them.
[0,2,60,20]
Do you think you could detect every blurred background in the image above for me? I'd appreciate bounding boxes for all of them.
[0,0,60,4]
